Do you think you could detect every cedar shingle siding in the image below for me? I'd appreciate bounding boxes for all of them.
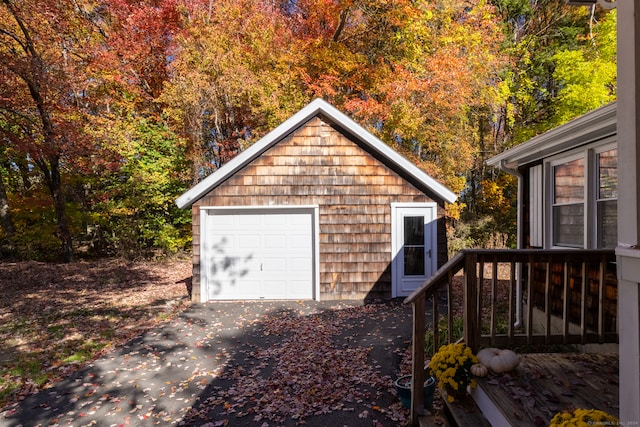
[191,117,447,301]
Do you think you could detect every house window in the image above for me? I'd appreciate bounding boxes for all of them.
[547,142,617,249]
[596,148,617,248]
[552,157,584,247]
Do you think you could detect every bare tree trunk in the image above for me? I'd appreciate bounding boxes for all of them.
[51,159,73,262]
[0,169,15,245]
[35,155,74,262]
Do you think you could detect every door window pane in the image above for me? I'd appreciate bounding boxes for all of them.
[404,247,425,276]
[404,216,424,245]
[404,216,425,276]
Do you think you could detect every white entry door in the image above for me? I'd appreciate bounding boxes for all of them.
[392,204,437,297]
[201,208,315,301]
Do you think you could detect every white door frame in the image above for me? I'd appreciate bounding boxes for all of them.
[391,203,438,298]
[199,205,320,302]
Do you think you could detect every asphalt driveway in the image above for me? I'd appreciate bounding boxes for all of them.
[0,300,414,426]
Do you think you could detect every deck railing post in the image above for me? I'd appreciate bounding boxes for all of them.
[464,252,479,352]
[598,255,606,342]
[410,294,426,425]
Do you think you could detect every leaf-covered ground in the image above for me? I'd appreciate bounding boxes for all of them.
[0,260,433,426]
[179,302,414,426]
[0,258,192,410]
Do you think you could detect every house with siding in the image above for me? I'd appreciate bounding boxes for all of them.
[487,102,618,351]
[176,98,456,302]
[486,102,617,251]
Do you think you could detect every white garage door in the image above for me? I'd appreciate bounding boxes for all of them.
[202,208,315,300]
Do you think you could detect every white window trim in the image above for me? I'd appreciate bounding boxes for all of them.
[544,137,617,249]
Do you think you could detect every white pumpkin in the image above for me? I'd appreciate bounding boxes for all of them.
[476,348,520,373]
[470,363,488,377]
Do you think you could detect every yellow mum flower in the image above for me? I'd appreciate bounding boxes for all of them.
[550,409,619,427]
[428,342,477,402]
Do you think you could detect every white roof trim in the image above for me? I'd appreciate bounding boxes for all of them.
[486,102,617,171]
[176,98,457,208]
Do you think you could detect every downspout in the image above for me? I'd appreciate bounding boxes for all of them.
[498,160,524,329]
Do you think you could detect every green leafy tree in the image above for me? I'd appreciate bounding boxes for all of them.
[89,120,191,256]
[552,9,616,124]
[458,1,616,249]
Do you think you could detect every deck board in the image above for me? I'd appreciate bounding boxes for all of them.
[475,353,619,426]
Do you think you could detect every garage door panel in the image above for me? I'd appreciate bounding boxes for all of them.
[212,215,235,227]
[263,257,286,272]
[288,214,311,225]
[238,234,261,250]
[290,234,311,250]
[264,214,287,226]
[263,280,287,297]
[288,280,312,298]
[239,280,261,299]
[238,214,261,226]
[204,209,314,300]
[289,257,312,272]
[264,234,287,250]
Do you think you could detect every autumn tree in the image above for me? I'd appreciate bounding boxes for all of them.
[289,0,506,200]
[162,0,507,213]
[75,0,191,256]
[0,0,616,259]
[0,0,191,260]
[0,0,96,261]
[160,0,309,182]
[458,0,617,249]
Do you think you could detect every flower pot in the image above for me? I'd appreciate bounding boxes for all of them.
[394,375,436,411]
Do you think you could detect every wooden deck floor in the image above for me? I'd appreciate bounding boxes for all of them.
[471,352,619,426]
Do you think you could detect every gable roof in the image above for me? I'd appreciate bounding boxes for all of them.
[486,102,617,171]
[176,98,457,208]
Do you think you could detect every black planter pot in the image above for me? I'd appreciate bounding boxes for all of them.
[394,375,436,411]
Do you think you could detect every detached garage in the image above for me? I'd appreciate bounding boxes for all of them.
[176,99,457,302]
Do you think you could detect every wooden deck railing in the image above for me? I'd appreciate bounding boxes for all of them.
[402,249,618,425]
